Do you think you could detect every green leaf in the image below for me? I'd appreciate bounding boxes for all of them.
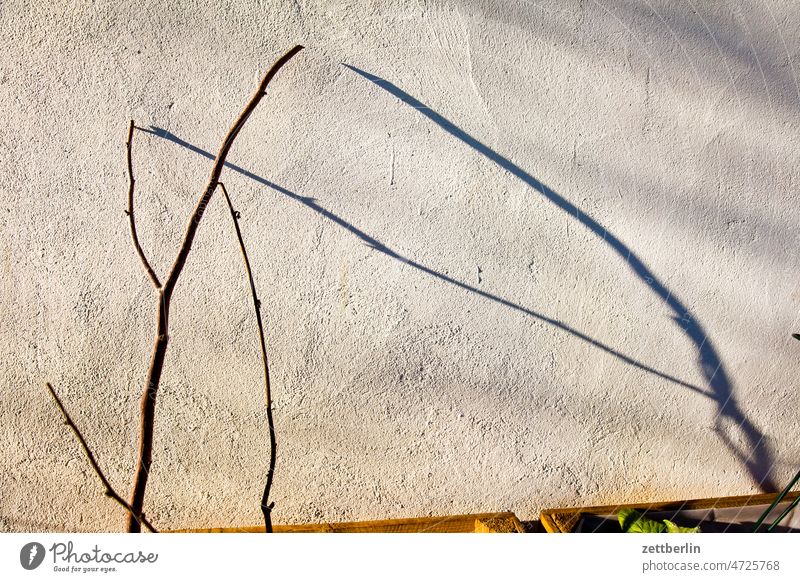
[664,520,701,533]
[618,509,667,533]
[618,508,638,531]
[627,517,667,533]
[792,333,800,342]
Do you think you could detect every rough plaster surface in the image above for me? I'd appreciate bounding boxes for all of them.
[1,0,799,531]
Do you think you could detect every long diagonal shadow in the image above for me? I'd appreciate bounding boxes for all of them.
[342,64,776,492]
[141,100,772,490]
[141,126,706,397]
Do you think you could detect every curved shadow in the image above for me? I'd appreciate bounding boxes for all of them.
[140,126,706,398]
[140,98,772,490]
[342,64,776,492]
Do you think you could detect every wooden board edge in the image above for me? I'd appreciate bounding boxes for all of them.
[166,511,526,533]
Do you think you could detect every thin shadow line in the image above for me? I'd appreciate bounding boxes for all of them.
[342,64,775,491]
[140,126,709,398]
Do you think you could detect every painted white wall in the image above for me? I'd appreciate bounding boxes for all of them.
[2,0,799,531]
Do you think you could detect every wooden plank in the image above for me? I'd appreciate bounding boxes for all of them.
[168,512,525,533]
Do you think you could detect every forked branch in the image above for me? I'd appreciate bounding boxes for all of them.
[126,45,303,533]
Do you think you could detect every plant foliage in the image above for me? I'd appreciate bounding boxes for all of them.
[618,508,700,533]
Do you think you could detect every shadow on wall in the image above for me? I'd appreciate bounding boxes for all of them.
[141,127,707,396]
[342,64,776,493]
[139,63,775,492]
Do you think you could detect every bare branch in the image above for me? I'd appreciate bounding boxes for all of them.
[162,45,304,302]
[126,45,304,533]
[45,382,158,533]
[126,120,162,288]
[219,182,276,533]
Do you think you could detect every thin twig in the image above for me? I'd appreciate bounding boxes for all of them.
[219,182,276,533]
[126,120,162,289]
[45,382,158,533]
[126,45,303,533]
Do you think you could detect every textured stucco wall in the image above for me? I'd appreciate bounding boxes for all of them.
[2,0,799,531]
